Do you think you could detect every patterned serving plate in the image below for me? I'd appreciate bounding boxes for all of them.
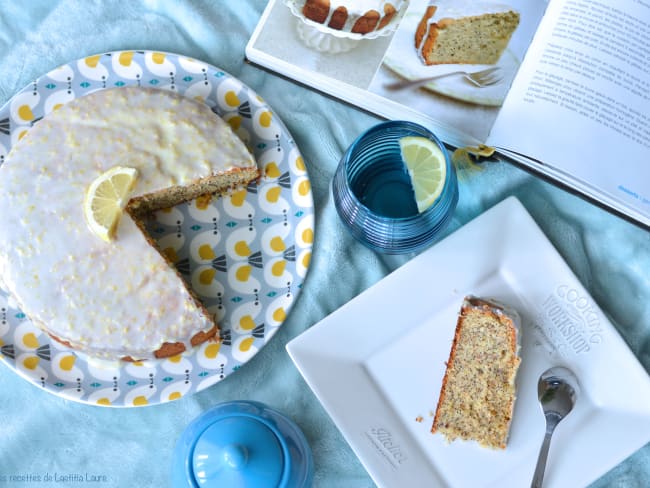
[0,50,314,407]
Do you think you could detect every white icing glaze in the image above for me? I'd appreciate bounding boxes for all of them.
[0,87,257,360]
[416,1,518,63]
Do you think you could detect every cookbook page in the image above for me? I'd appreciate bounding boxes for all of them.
[246,0,547,147]
[487,0,650,222]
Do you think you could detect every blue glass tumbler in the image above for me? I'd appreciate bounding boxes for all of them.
[332,120,458,254]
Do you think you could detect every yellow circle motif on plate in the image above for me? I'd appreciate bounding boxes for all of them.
[22,332,39,349]
[118,51,134,66]
[273,307,287,323]
[259,111,272,128]
[235,265,252,282]
[23,356,39,370]
[270,236,285,252]
[199,268,216,285]
[240,315,256,331]
[133,396,148,406]
[298,179,311,197]
[168,354,183,364]
[295,155,306,172]
[234,241,251,257]
[195,194,213,210]
[230,189,247,207]
[198,244,216,260]
[85,55,101,67]
[18,105,34,122]
[239,337,254,352]
[302,228,314,244]
[266,187,281,203]
[204,342,221,359]
[272,260,286,277]
[265,162,281,179]
[151,52,166,64]
[225,91,240,107]
[59,355,76,371]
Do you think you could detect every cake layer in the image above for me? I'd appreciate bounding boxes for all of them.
[0,87,258,361]
[432,296,521,449]
[415,1,520,65]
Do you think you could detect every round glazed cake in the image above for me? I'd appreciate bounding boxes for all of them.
[288,0,409,35]
[0,87,259,361]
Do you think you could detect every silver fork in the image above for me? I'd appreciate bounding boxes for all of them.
[385,66,503,91]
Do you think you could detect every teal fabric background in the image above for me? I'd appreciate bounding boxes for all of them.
[0,1,648,487]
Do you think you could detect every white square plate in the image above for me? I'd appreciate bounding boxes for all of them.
[287,197,650,487]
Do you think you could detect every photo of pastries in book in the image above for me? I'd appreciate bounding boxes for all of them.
[288,0,409,35]
[431,296,521,449]
[283,0,410,55]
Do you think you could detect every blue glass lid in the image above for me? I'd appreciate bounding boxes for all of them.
[192,416,284,486]
[172,400,313,488]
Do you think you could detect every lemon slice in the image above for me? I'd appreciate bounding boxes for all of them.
[83,166,138,242]
[399,136,447,213]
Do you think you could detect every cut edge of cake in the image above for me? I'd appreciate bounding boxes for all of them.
[431,295,521,449]
[124,168,260,361]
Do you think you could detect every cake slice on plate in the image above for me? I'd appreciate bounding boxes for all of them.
[432,296,521,449]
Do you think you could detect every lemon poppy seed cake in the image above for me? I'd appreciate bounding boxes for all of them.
[415,2,520,65]
[0,87,259,361]
[432,296,521,449]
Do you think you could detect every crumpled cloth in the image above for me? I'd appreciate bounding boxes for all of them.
[0,1,648,487]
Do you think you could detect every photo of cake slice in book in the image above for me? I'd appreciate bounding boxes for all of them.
[380,1,523,107]
[415,2,520,66]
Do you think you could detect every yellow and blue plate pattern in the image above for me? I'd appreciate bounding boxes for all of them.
[0,50,314,407]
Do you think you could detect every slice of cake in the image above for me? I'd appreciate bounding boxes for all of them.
[0,87,259,361]
[432,296,521,449]
[288,0,407,35]
[415,2,520,65]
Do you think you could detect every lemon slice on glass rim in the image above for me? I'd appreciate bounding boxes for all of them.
[83,166,138,242]
[399,136,447,213]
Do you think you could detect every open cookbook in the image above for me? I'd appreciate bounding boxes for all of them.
[246,0,650,228]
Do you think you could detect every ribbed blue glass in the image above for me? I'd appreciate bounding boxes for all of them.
[332,121,458,254]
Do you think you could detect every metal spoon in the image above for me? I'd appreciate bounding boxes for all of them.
[531,367,579,488]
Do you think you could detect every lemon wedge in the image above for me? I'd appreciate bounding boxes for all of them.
[399,136,447,213]
[83,166,138,242]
